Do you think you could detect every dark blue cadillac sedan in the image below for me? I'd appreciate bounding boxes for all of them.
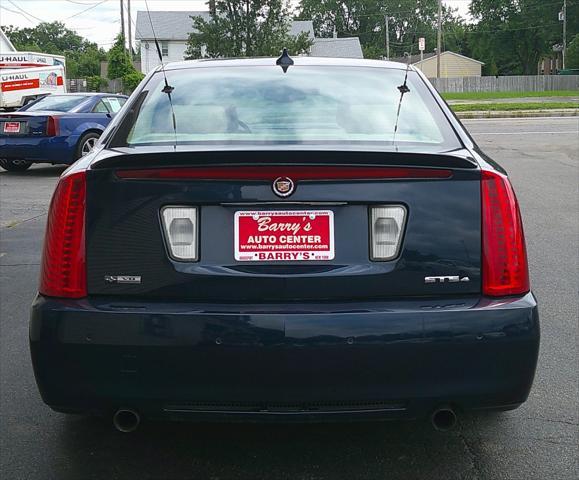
[0,93,127,171]
[30,57,539,432]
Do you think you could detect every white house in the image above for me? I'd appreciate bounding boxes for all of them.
[135,11,362,74]
[0,28,16,52]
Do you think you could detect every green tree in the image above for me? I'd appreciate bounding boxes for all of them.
[468,0,578,75]
[297,0,464,60]
[108,34,134,80]
[3,22,105,78]
[122,71,145,92]
[567,33,579,69]
[185,1,312,59]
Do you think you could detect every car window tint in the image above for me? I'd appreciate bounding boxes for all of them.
[24,95,88,112]
[123,66,461,152]
[92,100,109,113]
[103,97,125,113]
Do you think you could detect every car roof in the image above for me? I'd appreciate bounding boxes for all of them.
[45,93,128,98]
[162,56,410,72]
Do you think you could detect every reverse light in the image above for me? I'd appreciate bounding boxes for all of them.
[481,170,529,296]
[370,206,406,261]
[161,207,198,261]
[46,116,60,137]
[39,171,86,298]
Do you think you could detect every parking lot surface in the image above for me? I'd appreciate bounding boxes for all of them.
[1,117,577,480]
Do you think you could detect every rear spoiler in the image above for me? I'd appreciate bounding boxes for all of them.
[90,148,478,171]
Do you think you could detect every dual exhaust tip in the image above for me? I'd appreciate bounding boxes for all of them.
[112,408,141,433]
[112,406,457,433]
[430,406,458,432]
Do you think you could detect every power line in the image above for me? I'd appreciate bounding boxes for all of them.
[6,0,45,23]
[64,0,104,5]
[0,5,36,24]
[64,0,109,20]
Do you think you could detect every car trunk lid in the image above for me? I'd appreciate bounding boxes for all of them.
[85,149,481,301]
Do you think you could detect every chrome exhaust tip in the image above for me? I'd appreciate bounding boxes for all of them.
[112,408,141,433]
[430,406,457,432]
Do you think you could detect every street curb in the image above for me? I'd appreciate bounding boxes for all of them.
[455,109,578,119]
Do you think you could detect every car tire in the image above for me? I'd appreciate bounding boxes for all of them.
[0,159,32,172]
[76,132,101,160]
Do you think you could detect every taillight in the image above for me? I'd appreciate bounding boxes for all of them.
[46,116,60,136]
[481,170,529,297]
[39,171,86,298]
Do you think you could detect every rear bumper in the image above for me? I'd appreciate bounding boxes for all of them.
[30,293,540,422]
[0,136,76,163]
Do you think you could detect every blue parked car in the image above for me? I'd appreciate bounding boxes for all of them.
[30,57,539,433]
[0,93,127,171]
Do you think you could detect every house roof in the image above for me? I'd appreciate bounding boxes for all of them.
[390,52,435,64]
[391,51,484,66]
[136,11,315,41]
[135,11,211,40]
[310,37,364,59]
[290,21,315,40]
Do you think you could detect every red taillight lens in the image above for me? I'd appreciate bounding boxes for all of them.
[481,170,529,297]
[39,171,87,298]
[46,116,59,136]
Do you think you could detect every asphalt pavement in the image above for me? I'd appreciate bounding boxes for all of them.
[1,117,578,480]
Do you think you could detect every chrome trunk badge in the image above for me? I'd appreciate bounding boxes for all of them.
[272,176,295,198]
[105,275,142,284]
[425,276,470,284]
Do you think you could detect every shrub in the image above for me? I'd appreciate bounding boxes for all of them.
[122,71,145,93]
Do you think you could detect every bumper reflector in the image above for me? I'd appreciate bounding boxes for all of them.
[161,207,198,261]
[370,206,406,260]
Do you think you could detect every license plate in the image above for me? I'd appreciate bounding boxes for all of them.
[235,210,335,261]
[3,122,21,133]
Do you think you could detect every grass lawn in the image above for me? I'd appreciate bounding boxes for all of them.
[451,102,578,112]
[442,90,578,101]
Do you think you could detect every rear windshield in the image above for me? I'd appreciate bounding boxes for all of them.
[116,65,461,151]
[23,95,88,112]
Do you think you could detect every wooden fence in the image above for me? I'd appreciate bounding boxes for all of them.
[430,75,579,93]
[67,78,123,94]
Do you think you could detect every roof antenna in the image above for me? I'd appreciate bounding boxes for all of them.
[392,34,416,148]
[276,48,294,73]
[144,0,177,149]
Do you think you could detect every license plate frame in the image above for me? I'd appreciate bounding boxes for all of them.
[3,122,21,134]
[234,210,335,262]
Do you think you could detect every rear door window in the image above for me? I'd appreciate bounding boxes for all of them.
[103,97,126,113]
[92,100,109,113]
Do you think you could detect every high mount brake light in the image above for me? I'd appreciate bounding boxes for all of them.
[46,116,60,137]
[116,166,453,181]
[481,170,529,297]
[39,171,87,298]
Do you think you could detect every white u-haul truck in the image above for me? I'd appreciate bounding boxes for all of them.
[0,52,67,110]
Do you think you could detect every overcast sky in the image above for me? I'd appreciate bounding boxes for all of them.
[0,0,470,49]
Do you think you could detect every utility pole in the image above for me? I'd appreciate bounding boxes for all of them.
[120,0,126,51]
[127,0,132,60]
[384,15,390,60]
[562,0,567,69]
[437,0,442,78]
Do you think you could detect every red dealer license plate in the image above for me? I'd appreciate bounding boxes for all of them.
[3,122,21,133]
[235,210,335,262]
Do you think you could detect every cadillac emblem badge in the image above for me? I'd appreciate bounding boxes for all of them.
[272,176,295,198]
